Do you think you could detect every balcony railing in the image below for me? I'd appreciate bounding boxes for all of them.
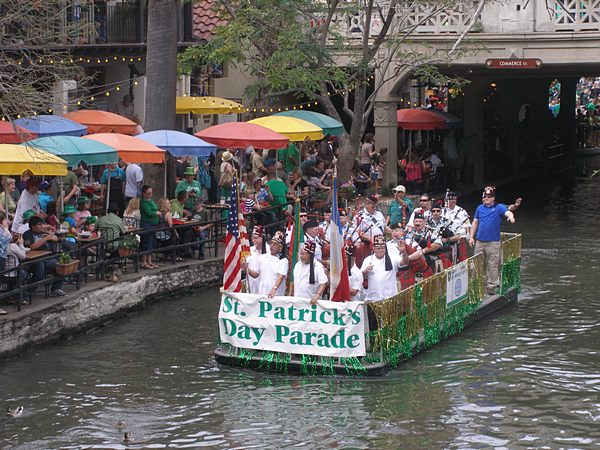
[552,0,600,32]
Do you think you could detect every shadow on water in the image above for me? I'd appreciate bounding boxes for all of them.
[1,164,600,449]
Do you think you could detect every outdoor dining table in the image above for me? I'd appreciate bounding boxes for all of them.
[25,250,53,260]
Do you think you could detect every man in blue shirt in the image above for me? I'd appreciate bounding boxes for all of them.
[469,186,515,295]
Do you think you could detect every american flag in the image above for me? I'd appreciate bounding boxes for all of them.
[223,176,242,292]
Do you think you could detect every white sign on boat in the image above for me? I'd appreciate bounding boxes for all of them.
[219,292,366,357]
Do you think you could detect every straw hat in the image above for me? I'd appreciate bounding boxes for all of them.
[222,151,233,162]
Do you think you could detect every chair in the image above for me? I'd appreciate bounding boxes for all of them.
[123,216,139,229]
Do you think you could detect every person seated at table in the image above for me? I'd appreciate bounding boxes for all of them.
[60,205,79,254]
[97,203,126,255]
[0,215,13,272]
[45,201,60,231]
[7,231,31,303]
[37,181,54,214]
[170,190,191,220]
[74,196,92,230]
[0,177,18,218]
[191,199,212,260]
[23,216,66,297]
[156,197,181,261]
[175,167,202,210]
[83,216,99,238]
[123,197,141,229]
[16,209,37,235]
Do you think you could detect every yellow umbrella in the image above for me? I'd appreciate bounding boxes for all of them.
[176,96,244,115]
[0,144,67,176]
[248,116,324,141]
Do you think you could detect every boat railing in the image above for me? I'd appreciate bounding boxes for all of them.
[363,232,522,368]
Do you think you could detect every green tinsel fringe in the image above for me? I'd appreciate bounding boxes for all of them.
[341,357,366,375]
[259,351,275,371]
[501,258,521,294]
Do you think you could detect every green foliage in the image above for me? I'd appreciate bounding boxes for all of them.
[119,234,140,249]
[58,253,72,265]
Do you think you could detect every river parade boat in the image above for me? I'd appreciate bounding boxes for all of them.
[215,229,522,376]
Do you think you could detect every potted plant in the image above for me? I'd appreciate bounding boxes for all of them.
[56,253,79,277]
[310,190,328,210]
[338,184,356,200]
[119,234,139,257]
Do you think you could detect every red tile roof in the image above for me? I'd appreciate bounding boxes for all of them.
[193,0,228,41]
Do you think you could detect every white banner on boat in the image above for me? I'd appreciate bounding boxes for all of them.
[219,292,366,357]
[446,260,469,306]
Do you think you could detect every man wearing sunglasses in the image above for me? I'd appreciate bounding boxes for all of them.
[406,194,432,231]
[469,186,515,295]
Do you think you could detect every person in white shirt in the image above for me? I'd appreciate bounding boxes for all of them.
[442,191,470,237]
[245,225,265,294]
[360,235,408,302]
[358,195,386,240]
[407,194,433,230]
[12,179,43,233]
[125,163,144,202]
[246,231,288,298]
[345,244,364,302]
[292,241,328,305]
[303,220,323,262]
[386,224,409,264]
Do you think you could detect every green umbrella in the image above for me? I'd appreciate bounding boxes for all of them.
[22,135,119,166]
[274,110,344,136]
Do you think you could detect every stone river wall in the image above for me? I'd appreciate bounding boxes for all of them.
[0,259,223,360]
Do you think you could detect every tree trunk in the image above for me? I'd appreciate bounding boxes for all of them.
[144,0,179,197]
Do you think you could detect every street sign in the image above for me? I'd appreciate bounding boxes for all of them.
[485,59,542,69]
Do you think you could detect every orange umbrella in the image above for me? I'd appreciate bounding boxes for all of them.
[83,133,165,164]
[64,110,138,135]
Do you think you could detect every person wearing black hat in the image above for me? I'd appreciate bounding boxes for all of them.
[406,209,442,255]
[360,234,407,301]
[345,244,364,301]
[293,241,328,305]
[469,186,515,295]
[442,192,470,237]
[303,220,324,262]
[358,194,386,240]
[246,231,288,298]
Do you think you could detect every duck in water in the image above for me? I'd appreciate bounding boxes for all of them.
[6,406,23,417]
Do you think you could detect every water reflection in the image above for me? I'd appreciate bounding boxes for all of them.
[2,166,600,448]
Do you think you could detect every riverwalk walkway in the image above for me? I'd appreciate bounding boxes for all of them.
[0,253,224,360]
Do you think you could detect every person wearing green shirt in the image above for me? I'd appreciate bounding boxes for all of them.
[170,190,190,219]
[386,185,414,228]
[50,169,79,206]
[97,203,126,253]
[175,167,202,210]
[140,184,161,269]
[280,142,299,173]
[263,159,288,215]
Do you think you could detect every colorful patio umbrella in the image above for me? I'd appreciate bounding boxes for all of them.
[23,136,119,167]
[274,110,344,136]
[14,115,88,137]
[248,116,324,141]
[136,130,216,157]
[0,144,67,176]
[396,108,447,130]
[0,122,37,143]
[64,110,138,135]
[195,122,289,149]
[176,96,244,115]
[83,133,165,164]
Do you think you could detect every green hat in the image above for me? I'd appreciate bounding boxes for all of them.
[77,195,90,204]
[184,166,196,176]
[63,205,77,214]
[22,209,36,221]
[85,215,97,224]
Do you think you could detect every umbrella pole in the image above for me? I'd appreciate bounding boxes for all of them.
[106,172,111,214]
[3,177,8,219]
[164,162,167,198]
[60,177,64,213]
